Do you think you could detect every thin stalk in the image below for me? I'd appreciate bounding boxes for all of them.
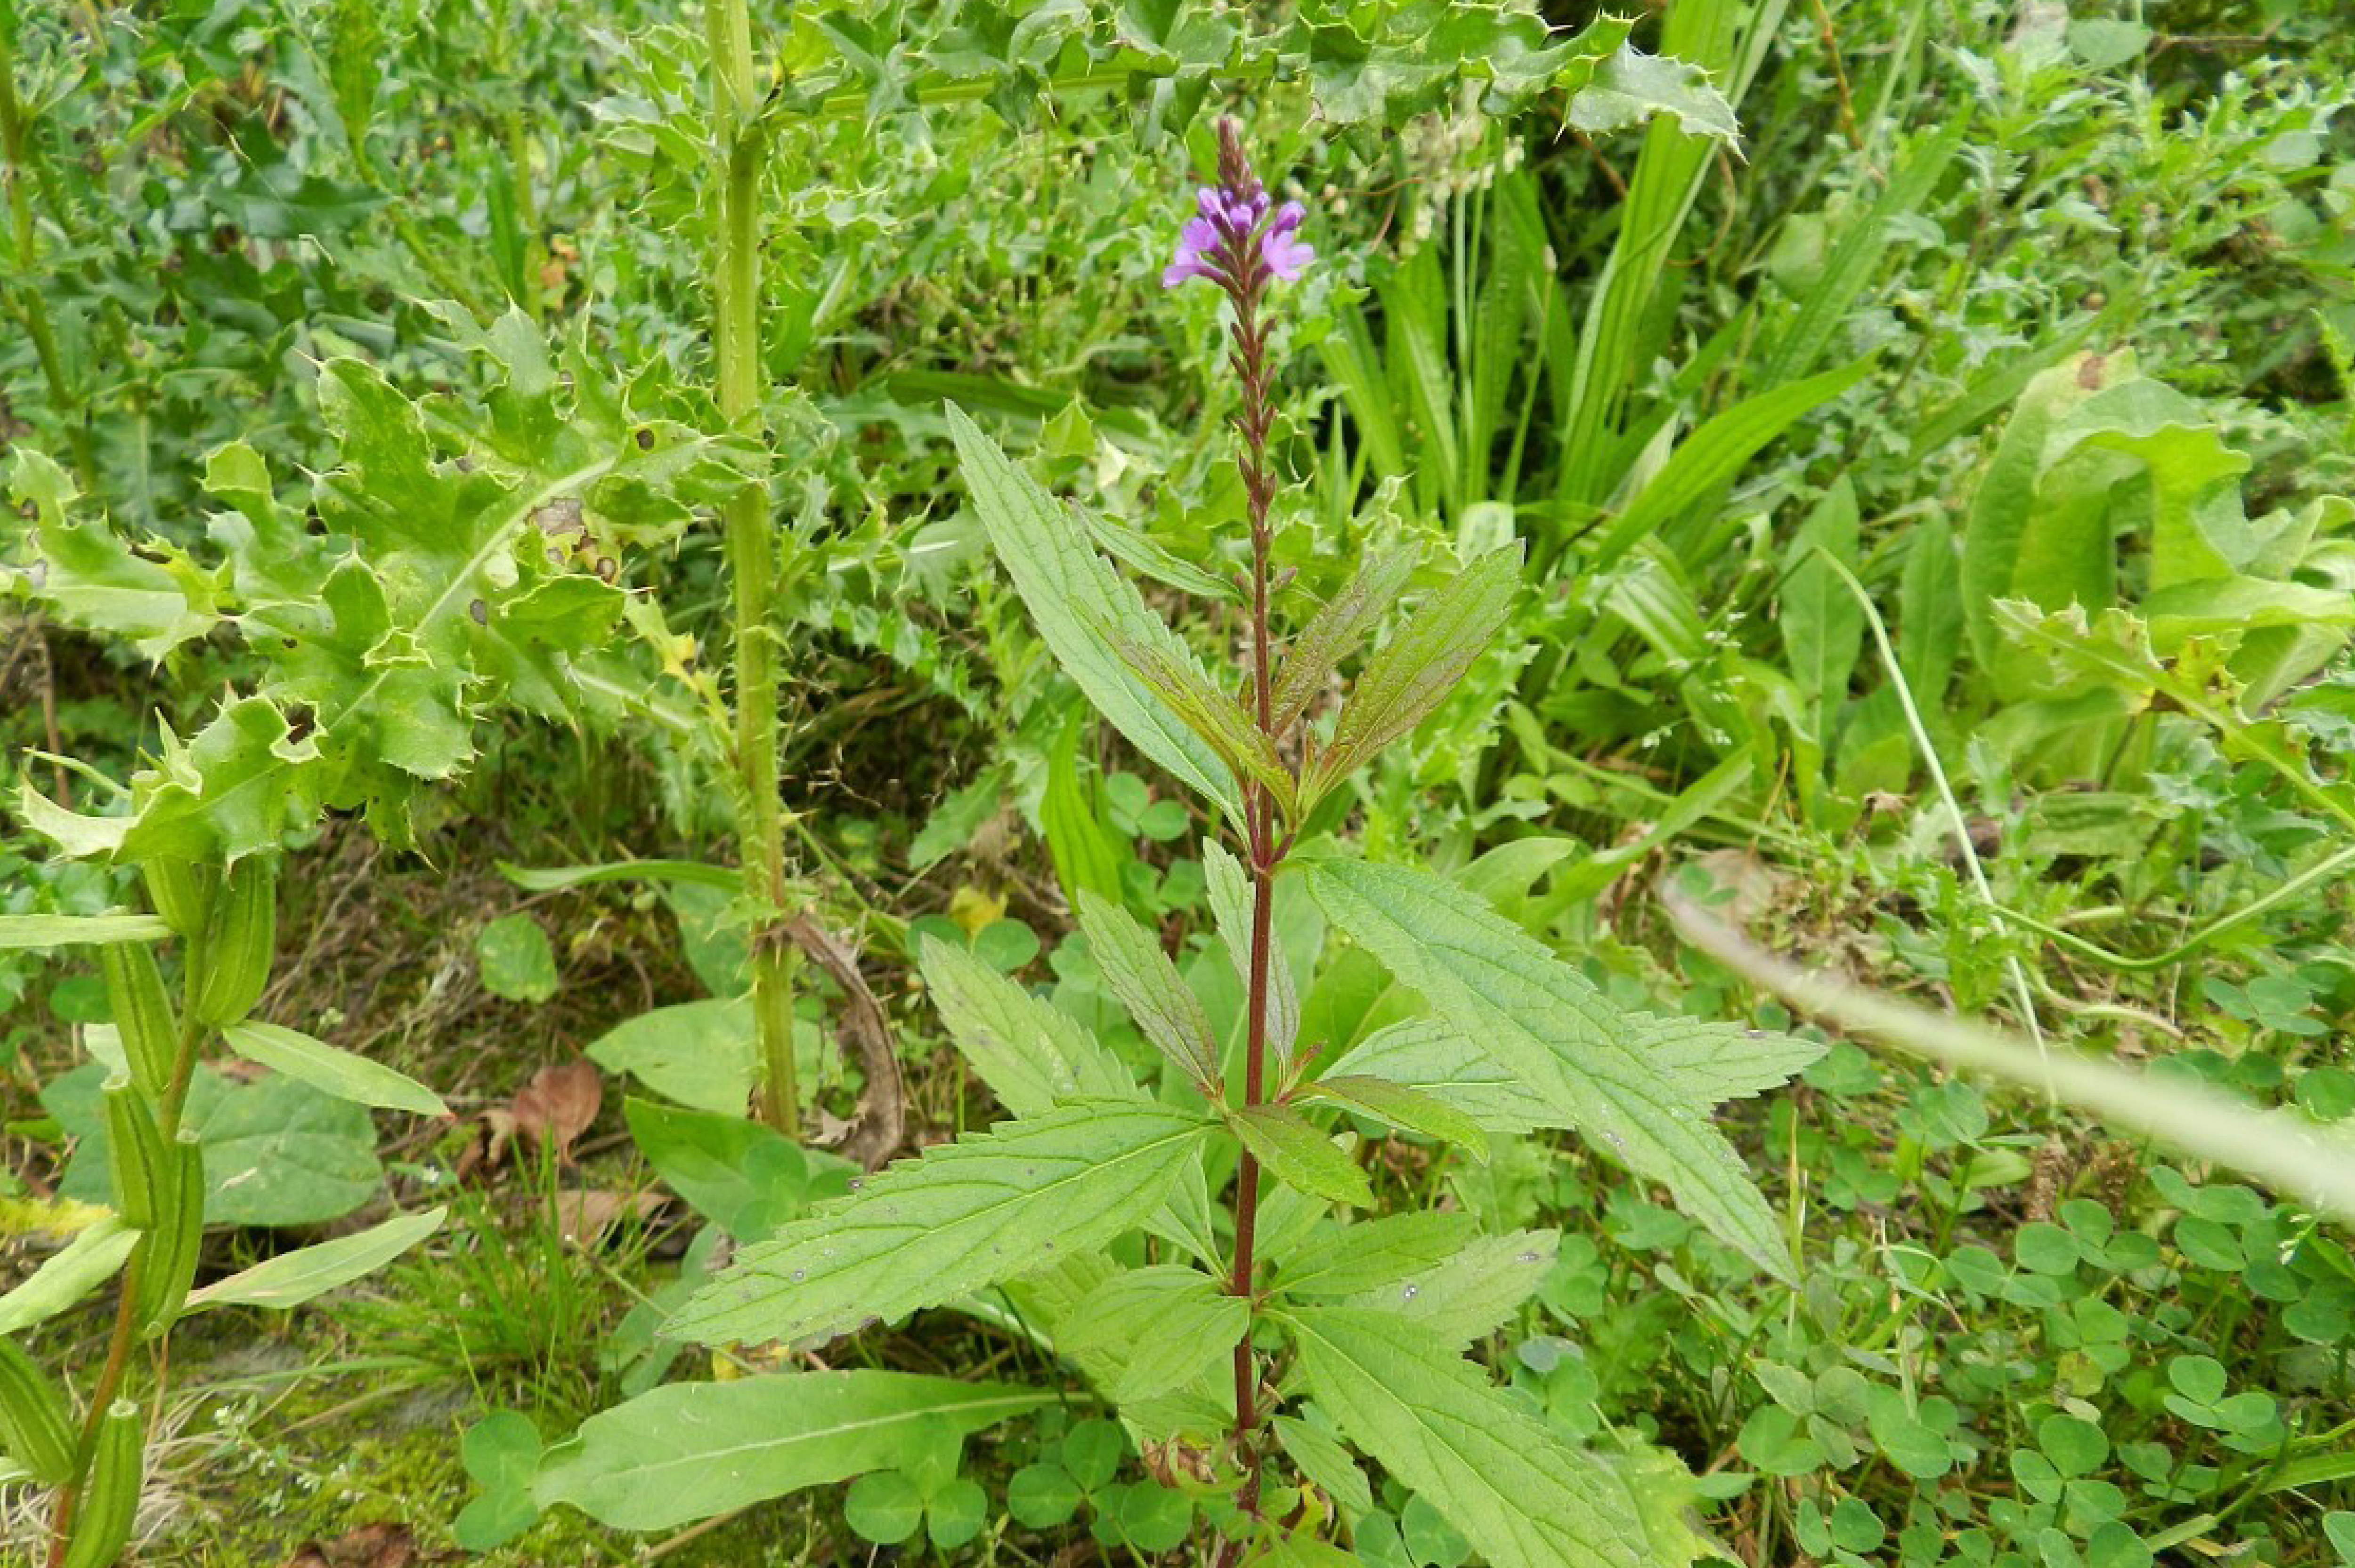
[704,0,799,1136]
[0,24,95,491]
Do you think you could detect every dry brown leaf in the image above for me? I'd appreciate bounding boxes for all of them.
[552,1188,664,1246]
[282,1523,421,1568]
[511,1060,601,1161]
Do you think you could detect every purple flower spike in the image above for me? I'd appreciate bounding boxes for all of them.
[1160,134,1310,294]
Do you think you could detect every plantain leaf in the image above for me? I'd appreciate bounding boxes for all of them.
[1057,1263,1246,1402]
[534,1373,1053,1532]
[1305,858,1794,1280]
[1230,1104,1372,1208]
[1306,545,1523,796]
[672,1100,1215,1347]
[1077,892,1220,1093]
[1287,1305,1656,1568]
[948,404,1240,816]
[919,936,1138,1116]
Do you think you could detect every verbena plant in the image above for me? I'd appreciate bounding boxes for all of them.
[622,120,1821,1567]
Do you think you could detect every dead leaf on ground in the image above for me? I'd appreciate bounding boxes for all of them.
[512,1059,601,1159]
[552,1188,665,1245]
[283,1523,427,1568]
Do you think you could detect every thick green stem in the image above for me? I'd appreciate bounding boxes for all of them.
[705,0,798,1136]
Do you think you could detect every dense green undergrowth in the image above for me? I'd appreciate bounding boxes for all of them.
[3,0,2354,1564]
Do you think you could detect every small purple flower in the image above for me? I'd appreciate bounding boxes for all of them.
[1260,202,1313,282]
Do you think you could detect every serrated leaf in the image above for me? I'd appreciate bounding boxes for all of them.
[948,404,1239,815]
[1270,550,1417,734]
[1274,1212,1482,1299]
[1113,634,1297,822]
[1298,1075,1487,1156]
[1306,545,1521,797]
[1330,1014,1823,1133]
[673,1100,1214,1346]
[1305,859,1792,1280]
[182,1207,445,1313]
[1567,44,1740,144]
[919,936,1138,1116]
[1343,1231,1560,1348]
[1204,844,1297,1068]
[1230,1104,1371,1208]
[1058,1264,1246,1402]
[222,1021,448,1116]
[1078,891,1219,1092]
[1287,1306,1654,1568]
[1272,1413,1373,1515]
[533,1373,1051,1532]
[8,449,220,659]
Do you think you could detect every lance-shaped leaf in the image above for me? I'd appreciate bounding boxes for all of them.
[223,1021,450,1116]
[1287,1305,1654,1568]
[1296,1075,1487,1157]
[1329,1014,1823,1133]
[920,936,1138,1116]
[1272,1212,1482,1299]
[1305,545,1521,798]
[673,1099,1215,1347]
[948,404,1241,816]
[1057,1264,1246,1402]
[1342,1231,1560,1348]
[534,1372,1053,1532]
[0,914,171,950]
[1305,858,1792,1281]
[1113,633,1298,823]
[1230,1104,1371,1208]
[183,1207,446,1313]
[1078,891,1219,1093]
[1269,550,1418,735]
[1205,844,1296,1067]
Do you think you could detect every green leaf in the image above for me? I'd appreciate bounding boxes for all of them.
[1078,891,1219,1092]
[1204,844,1297,1067]
[673,1100,1214,1346]
[0,1218,139,1336]
[1041,702,1128,911]
[1058,1264,1246,1402]
[919,936,1137,1116]
[47,1062,383,1228]
[0,914,171,950]
[1272,1414,1373,1516]
[8,449,219,660]
[845,1470,925,1544]
[1230,1104,1372,1208]
[586,999,755,1114]
[1298,1075,1488,1156]
[948,404,1240,815]
[533,1373,1052,1532]
[477,913,560,1003]
[1782,476,1863,737]
[1307,546,1522,797]
[1287,1306,1655,1568]
[181,1207,446,1313]
[1343,1231,1561,1348]
[497,858,739,893]
[1115,636,1297,822]
[1305,859,1793,1280]
[623,1097,825,1238]
[1566,44,1739,143]
[454,1413,543,1550]
[1271,551,1418,734]
[222,1021,449,1116]
[1274,1212,1483,1299]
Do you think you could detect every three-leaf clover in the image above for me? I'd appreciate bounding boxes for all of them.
[844,1416,988,1551]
